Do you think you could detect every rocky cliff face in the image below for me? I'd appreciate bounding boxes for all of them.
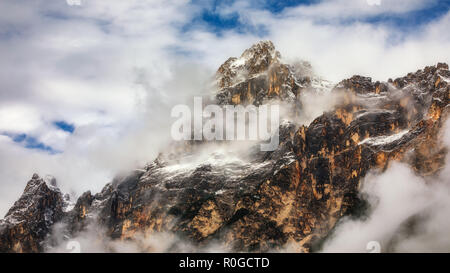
[0,41,449,253]
[0,174,66,252]
[216,41,328,106]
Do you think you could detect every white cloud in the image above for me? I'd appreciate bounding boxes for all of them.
[233,1,450,82]
[0,104,42,133]
[322,163,433,252]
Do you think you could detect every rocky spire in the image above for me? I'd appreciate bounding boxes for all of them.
[216,41,281,90]
[0,174,64,252]
[215,40,315,106]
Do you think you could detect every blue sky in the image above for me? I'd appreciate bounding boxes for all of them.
[53,120,75,134]
[185,0,318,34]
[186,0,450,35]
[361,1,450,30]
[1,120,74,153]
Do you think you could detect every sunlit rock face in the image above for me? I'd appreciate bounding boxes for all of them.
[216,40,316,106]
[0,42,449,253]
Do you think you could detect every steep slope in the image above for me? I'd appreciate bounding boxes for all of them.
[0,174,66,252]
[0,42,449,253]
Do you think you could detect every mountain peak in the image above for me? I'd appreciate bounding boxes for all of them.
[216,40,281,91]
[0,174,64,252]
[240,40,279,63]
[215,40,329,106]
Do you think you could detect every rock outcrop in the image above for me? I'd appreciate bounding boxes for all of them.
[216,41,320,106]
[0,174,65,252]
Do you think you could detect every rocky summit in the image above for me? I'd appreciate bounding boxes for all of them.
[0,41,449,253]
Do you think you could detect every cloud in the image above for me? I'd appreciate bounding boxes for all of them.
[0,0,200,216]
[283,0,436,20]
[321,162,433,252]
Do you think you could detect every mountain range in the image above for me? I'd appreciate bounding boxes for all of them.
[1,41,448,253]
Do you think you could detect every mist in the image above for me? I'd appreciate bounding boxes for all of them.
[0,61,214,216]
